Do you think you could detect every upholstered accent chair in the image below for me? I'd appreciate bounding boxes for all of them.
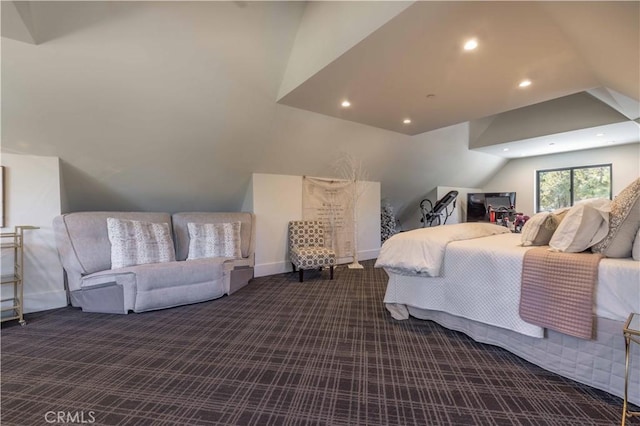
[288,220,336,282]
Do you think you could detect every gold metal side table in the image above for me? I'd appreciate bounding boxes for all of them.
[1,226,39,326]
[622,312,640,426]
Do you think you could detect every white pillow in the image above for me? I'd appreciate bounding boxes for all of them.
[520,208,569,246]
[632,228,640,261]
[107,218,176,269]
[520,212,551,246]
[549,199,611,253]
[187,222,242,260]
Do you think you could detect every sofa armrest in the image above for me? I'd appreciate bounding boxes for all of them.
[53,215,86,292]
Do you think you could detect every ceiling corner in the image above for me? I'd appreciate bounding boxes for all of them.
[1,1,38,45]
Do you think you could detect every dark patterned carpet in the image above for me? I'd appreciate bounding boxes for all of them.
[1,260,635,425]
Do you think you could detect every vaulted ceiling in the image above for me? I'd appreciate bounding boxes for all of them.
[277,1,639,155]
[1,1,638,219]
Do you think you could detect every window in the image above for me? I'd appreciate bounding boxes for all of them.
[536,164,611,212]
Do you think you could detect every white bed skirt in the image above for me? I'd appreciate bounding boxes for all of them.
[390,304,640,406]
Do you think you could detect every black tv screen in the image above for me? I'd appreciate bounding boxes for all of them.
[466,192,516,222]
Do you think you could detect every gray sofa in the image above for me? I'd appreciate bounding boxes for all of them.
[53,211,255,314]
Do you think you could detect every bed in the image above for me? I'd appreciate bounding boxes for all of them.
[376,221,640,406]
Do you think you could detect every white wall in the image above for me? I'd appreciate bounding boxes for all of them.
[436,186,482,224]
[401,185,482,229]
[0,154,66,313]
[251,174,303,277]
[482,143,640,216]
[249,173,380,277]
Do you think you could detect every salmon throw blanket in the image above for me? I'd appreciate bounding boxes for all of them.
[519,248,603,339]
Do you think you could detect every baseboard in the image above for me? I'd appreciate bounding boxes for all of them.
[256,248,380,278]
[357,248,380,261]
[255,261,289,278]
[338,248,380,264]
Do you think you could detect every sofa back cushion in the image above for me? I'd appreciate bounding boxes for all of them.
[55,212,172,275]
[173,212,254,261]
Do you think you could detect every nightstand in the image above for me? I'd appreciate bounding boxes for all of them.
[622,312,640,426]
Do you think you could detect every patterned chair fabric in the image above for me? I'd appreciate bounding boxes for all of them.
[288,221,336,282]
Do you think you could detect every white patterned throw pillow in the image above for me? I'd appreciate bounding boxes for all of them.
[187,222,242,260]
[107,218,176,269]
[591,177,640,258]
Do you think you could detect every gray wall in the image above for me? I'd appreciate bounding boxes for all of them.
[1,2,504,221]
[10,3,636,227]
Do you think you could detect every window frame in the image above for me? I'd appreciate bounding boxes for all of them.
[536,163,612,212]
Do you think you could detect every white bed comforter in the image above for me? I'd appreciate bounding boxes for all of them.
[383,233,543,337]
[381,231,640,338]
[375,222,511,276]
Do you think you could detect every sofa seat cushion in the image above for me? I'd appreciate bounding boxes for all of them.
[85,258,228,291]
[81,258,230,312]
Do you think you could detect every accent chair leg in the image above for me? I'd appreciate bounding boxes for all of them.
[299,269,304,283]
[330,265,334,280]
[292,263,296,272]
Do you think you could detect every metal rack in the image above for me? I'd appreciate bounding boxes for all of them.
[622,312,640,425]
[1,226,38,325]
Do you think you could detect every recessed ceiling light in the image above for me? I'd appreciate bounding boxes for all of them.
[341,100,351,107]
[403,118,411,124]
[519,79,532,88]
[503,148,509,152]
[596,133,605,137]
[463,39,478,51]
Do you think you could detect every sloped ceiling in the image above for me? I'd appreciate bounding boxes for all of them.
[1,1,638,220]
[1,1,37,44]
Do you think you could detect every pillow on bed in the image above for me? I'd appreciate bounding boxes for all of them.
[520,212,552,246]
[107,218,176,269]
[548,199,611,253]
[591,177,640,258]
[187,221,242,260]
[632,228,640,261]
[520,208,569,246]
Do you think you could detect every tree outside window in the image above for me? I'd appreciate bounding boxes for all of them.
[537,164,611,212]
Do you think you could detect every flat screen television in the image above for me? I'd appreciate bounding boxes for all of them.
[466,192,516,222]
